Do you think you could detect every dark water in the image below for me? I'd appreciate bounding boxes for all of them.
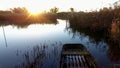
[0,19,120,68]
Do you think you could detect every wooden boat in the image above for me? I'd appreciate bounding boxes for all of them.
[59,44,98,68]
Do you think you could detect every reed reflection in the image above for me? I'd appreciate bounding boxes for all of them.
[65,18,120,67]
[108,43,120,67]
[2,26,8,47]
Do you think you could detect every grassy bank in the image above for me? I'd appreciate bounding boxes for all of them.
[57,3,120,45]
[0,13,57,28]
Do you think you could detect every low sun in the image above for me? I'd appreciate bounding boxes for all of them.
[24,0,48,15]
[27,7,42,15]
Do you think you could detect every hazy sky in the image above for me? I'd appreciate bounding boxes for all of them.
[0,0,118,12]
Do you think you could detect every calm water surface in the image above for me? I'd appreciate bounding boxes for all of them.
[0,19,119,68]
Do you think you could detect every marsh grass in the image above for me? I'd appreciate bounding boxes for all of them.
[15,42,62,68]
[57,1,120,46]
[0,12,57,28]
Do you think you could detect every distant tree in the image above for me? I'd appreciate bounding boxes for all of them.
[70,8,74,12]
[50,7,59,13]
[113,0,120,9]
[10,7,28,14]
[100,7,109,12]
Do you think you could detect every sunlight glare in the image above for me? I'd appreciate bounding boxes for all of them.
[25,0,46,15]
[28,7,41,14]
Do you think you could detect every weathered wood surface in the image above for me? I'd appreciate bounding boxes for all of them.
[59,44,98,68]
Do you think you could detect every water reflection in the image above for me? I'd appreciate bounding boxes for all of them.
[15,42,62,68]
[108,44,120,67]
[2,26,8,47]
[0,18,57,28]
[67,19,120,67]
[0,19,120,68]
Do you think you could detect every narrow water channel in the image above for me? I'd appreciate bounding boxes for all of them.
[0,19,119,68]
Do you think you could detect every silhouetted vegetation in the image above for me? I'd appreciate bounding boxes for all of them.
[0,13,57,28]
[70,8,74,12]
[0,1,120,68]
[58,0,120,46]
[50,7,59,13]
[15,42,62,68]
[10,7,29,14]
[0,7,57,26]
[57,1,120,66]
